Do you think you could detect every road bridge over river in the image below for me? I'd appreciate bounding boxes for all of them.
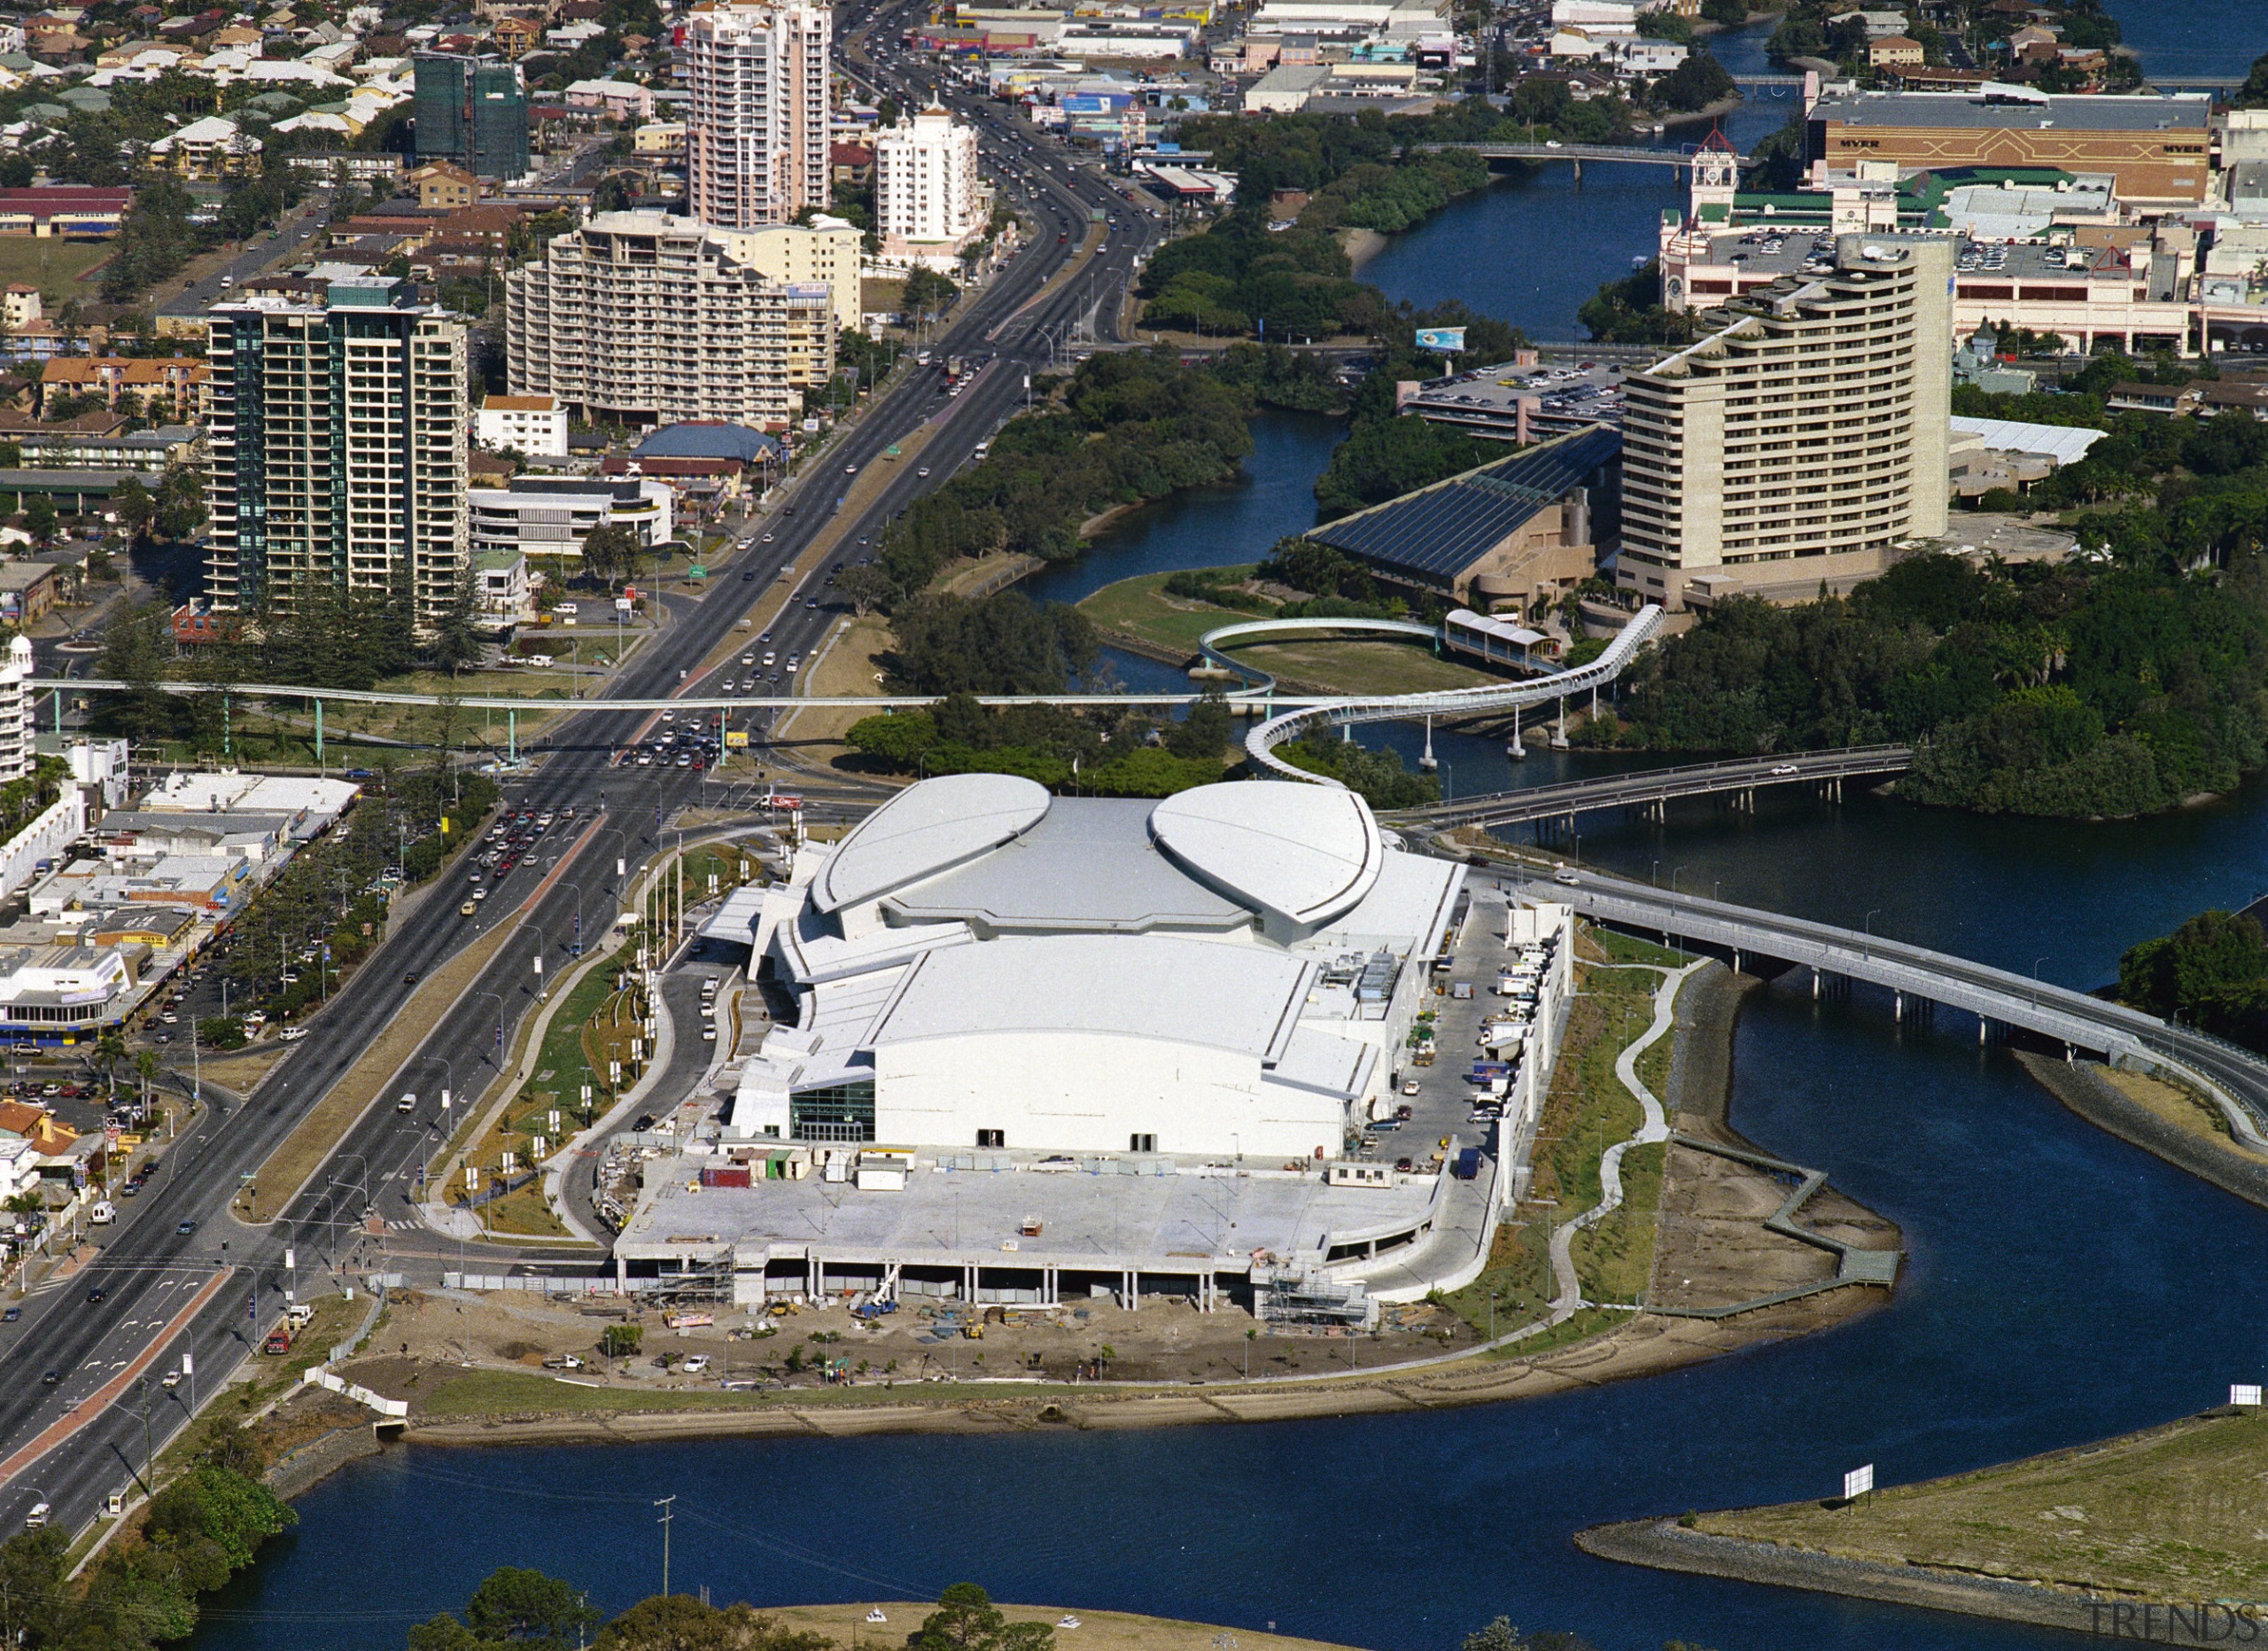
[1393,746,1915,832]
[1536,867,2268,1134]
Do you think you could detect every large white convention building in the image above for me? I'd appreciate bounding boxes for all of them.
[721,775,1464,1161]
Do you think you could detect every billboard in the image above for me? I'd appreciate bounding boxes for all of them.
[1414,327,1467,354]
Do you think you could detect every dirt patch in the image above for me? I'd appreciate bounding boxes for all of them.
[245,921,518,1223]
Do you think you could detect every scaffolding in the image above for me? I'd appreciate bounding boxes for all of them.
[1252,1266,1377,1329]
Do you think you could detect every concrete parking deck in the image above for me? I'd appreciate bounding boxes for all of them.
[616,1150,1443,1307]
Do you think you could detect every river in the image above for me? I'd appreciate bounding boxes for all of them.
[190,10,2268,1650]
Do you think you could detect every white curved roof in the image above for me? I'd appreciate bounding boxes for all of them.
[812,772,1050,915]
[1150,782,1381,930]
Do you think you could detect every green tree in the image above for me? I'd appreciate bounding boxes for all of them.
[428,564,483,676]
[835,563,894,617]
[580,523,645,589]
[592,1594,834,1651]
[460,1567,599,1648]
[0,1528,70,1647]
[901,265,959,322]
[914,1584,1054,1651]
[1314,414,1480,518]
[98,601,179,742]
[20,496,57,549]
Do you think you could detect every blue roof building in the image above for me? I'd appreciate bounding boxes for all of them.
[635,422,781,463]
[1310,423,1620,616]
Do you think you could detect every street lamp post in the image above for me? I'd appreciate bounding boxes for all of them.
[1863,908,1881,962]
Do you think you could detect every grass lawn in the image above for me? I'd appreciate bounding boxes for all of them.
[445,959,634,1237]
[0,237,109,305]
[1223,639,1493,697]
[1441,934,1672,1343]
[1076,568,1256,658]
[1077,570,1502,696]
[769,1600,1366,1651]
[1701,1406,2268,1601]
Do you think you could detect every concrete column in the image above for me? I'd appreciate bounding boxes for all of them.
[1420,715,1437,771]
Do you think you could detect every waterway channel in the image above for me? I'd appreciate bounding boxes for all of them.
[188,10,2268,1649]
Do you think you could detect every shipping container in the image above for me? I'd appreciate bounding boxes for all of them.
[700,1165,753,1188]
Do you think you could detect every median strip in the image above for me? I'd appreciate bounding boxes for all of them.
[0,1268,229,1492]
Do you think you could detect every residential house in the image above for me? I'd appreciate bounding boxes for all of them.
[149,114,260,176]
[408,158,478,207]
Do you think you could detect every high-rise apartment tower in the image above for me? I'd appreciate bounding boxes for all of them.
[506,212,835,431]
[1614,234,1952,611]
[413,52,530,182]
[684,0,831,230]
[205,278,470,625]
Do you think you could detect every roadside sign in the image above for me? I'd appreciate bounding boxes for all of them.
[615,597,633,613]
[2234,1384,2263,1407]
[687,565,706,580]
[1843,1463,1875,1500]
[726,730,750,749]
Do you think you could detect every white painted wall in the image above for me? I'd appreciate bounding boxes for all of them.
[0,792,84,904]
[874,1031,1341,1159]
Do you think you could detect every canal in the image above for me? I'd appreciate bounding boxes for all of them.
[190,7,2268,1648]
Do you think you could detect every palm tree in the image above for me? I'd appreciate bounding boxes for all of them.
[133,1049,160,1114]
[93,1029,127,1094]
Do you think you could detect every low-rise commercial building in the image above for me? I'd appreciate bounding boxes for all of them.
[468,476,674,563]
[1805,88,2212,208]
[1310,424,1619,617]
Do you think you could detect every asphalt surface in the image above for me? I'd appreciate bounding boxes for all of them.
[0,43,1163,1538]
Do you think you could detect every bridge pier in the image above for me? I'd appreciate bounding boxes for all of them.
[1507,713,1525,761]
[1553,696,1568,751]
[1419,714,1436,771]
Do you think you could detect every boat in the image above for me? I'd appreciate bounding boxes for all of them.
[866,1609,888,1624]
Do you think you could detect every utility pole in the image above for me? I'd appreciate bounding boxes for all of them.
[137,1375,152,1493]
[654,1495,675,1598]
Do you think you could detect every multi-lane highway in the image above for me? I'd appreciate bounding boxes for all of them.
[0,51,1167,1536]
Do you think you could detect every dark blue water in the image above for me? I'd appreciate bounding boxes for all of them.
[1361,23,1791,337]
[190,8,2268,1649]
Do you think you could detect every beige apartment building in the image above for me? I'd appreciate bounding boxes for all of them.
[726,215,864,333]
[1615,235,1952,611]
[205,276,469,627]
[506,211,835,432]
[684,0,832,230]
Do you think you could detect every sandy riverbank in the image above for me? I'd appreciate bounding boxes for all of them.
[1339,227,1389,271]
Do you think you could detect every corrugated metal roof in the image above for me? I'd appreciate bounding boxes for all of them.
[1311,423,1620,580]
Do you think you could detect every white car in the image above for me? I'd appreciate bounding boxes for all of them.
[280,1027,308,1042]
[681,1354,712,1374]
